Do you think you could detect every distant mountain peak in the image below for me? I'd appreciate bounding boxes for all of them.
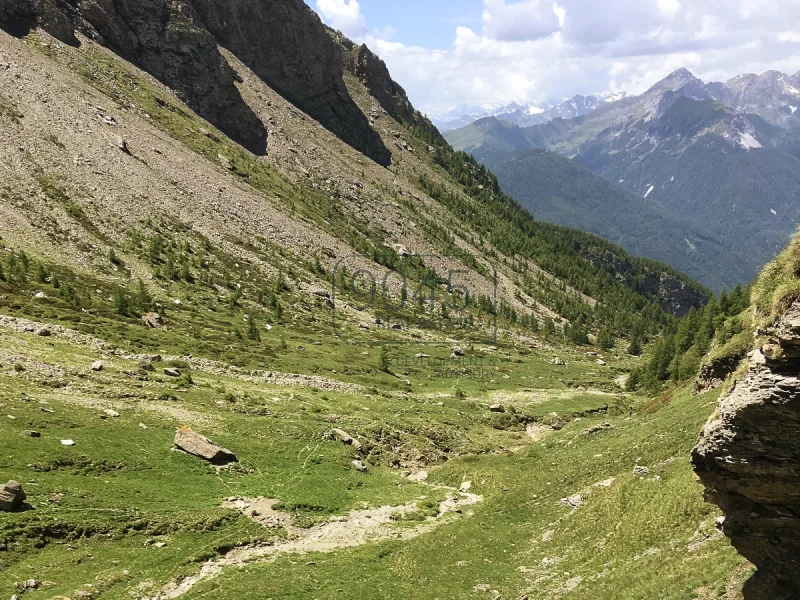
[647,68,700,94]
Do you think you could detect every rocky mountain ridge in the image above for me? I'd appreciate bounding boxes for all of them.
[0,0,391,164]
[432,92,628,132]
[446,67,800,290]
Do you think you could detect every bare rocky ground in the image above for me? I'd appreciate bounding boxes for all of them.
[162,485,483,598]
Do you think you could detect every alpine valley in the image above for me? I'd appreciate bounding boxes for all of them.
[0,2,798,600]
[447,68,800,291]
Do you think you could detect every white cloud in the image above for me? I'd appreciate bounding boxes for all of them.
[481,0,560,41]
[317,0,800,115]
[315,0,367,39]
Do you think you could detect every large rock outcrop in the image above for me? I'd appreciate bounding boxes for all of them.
[191,0,390,166]
[692,303,800,599]
[332,31,444,145]
[0,0,268,154]
[0,0,392,165]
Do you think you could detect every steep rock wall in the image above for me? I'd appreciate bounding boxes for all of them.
[692,303,800,599]
[191,0,390,166]
[0,0,391,165]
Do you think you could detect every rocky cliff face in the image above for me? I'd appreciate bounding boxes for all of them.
[0,0,268,154]
[192,0,390,166]
[0,0,391,164]
[333,31,442,145]
[692,303,800,599]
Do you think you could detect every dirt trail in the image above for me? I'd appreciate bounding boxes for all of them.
[159,486,483,598]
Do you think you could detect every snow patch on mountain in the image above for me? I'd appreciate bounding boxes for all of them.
[739,133,762,150]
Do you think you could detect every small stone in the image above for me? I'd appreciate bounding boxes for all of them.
[104,409,120,418]
[633,465,650,477]
[139,423,148,430]
[24,579,38,589]
[451,347,465,357]
[61,439,76,446]
[164,368,181,377]
[459,481,472,493]
[489,404,506,413]
[116,136,132,155]
[596,359,607,366]
[139,359,155,372]
[23,430,41,438]
[91,361,104,372]
[37,328,52,337]
[352,460,369,473]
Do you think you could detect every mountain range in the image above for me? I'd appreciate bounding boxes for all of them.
[446,67,800,291]
[432,91,629,132]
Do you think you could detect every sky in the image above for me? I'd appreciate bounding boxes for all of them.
[311,0,800,117]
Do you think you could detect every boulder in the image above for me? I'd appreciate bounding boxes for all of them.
[489,404,506,413]
[142,312,165,329]
[330,428,362,451]
[138,359,155,372]
[351,460,369,473]
[91,361,104,372]
[451,347,465,357]
[174,429,237,464]
[164,368,181,377]
[0,480,26,511]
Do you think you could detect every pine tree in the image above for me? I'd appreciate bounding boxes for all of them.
[379,346,391,373]
[113,288,129,316]
[245,315,260,341]
[597,328,615,350]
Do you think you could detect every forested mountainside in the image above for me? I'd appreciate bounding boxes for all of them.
[0,2,790,598]
[447,68,800,291]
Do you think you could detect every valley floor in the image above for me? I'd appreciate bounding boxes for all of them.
[0,314,747,600]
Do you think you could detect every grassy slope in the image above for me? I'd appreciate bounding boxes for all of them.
[0,305,747,599]
[172,387,747,600]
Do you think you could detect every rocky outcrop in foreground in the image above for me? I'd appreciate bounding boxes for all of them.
[692,303,800,599]
[0,0,391,164]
